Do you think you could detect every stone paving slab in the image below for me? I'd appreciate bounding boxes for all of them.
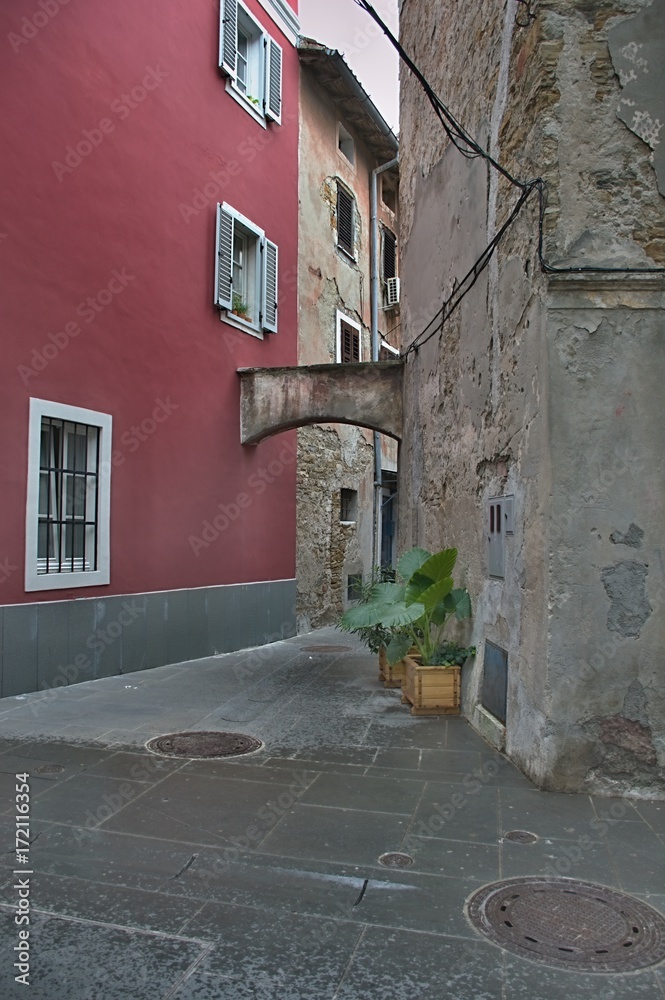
[0,627,663,999]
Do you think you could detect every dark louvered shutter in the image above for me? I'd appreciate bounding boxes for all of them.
[383,228,397,281]
[340,320,360,363]
[337,185,355,257]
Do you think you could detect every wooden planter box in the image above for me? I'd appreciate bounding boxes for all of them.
[378,647,406,688]
[401,654,461,715]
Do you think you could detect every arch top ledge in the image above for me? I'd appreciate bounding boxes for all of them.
[238,361,404,445]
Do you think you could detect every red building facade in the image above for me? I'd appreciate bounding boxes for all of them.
[0,0,300,695]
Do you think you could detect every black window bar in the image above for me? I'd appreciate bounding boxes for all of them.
[38,417,100,574]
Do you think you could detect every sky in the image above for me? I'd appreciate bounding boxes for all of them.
[298,0,400,131]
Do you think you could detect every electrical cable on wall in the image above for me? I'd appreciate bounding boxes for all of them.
[352,0,665,359]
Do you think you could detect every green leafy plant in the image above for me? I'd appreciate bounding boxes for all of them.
[232,292,249,317]
[340,547,475,666]
[340,567,403,654]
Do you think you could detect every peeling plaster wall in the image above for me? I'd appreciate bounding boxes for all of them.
[399,0,664,795]
[544,276,665,795]
[297,66,399,629]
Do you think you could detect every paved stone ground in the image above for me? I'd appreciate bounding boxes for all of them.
[0,628,663,999]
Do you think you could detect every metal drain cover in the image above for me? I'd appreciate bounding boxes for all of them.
[504,830,538,844]
[146,732,264,759]
[35,763,66,775]
[379,852,414,869]
[300,645,354,653]
[468,877,665,973]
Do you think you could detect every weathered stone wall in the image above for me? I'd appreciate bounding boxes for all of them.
[399,0,664,794]
[296,62,399,629]
[296,425,374,631]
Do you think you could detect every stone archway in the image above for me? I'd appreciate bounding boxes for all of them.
[238,361,403,444]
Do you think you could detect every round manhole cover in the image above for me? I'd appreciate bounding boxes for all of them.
[378,852,414,869]
[300,645,354,654]
[146,732,264,759]
[35,763,65,775]
[504,830,538,844]
[467,877,665,973]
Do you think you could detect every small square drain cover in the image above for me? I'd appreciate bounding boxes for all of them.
[379,852,414,869]
[146,732,264,759]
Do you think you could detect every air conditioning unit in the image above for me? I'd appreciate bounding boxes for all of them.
[385,276,400,308]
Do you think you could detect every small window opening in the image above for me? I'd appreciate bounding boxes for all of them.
[381,179,396,213]
[340,488,358,523]
[338,123,355,165]
[347,574,363,601]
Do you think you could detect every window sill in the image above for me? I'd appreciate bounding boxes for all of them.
[220,310,264,340]
[336,245,357,266]
[225,79,267,129]
[26,568,110,592]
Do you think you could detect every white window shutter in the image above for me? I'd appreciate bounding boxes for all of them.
[264,36,282,124]
[262,238,279,333]
[219,0,238,77]
[215,204,234,310]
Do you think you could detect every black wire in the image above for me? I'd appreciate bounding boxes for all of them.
[352,0,528,191]
[515,0,537,28]
[351,0,665,358]
[405,182,539,356]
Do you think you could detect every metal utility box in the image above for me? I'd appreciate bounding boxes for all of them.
[487,495,514,579]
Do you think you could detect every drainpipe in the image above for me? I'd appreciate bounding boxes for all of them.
[370,155,399,574]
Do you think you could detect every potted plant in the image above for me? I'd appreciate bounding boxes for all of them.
[232,292,250,320]
[338,570,407,685]
[340,547,475,713]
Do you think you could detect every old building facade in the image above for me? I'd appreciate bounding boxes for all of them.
[296,41,400,630]
[398,0,664,794]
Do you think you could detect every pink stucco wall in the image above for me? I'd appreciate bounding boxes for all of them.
[0,0,299,604]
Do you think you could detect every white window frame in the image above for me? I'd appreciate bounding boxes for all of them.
[335,310,362,364]
[215,202,279,338]
[25,399,112,592]
[219,0,283,128]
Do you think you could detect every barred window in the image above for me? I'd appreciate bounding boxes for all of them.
[26,399,112,591]
[38,418,100,575]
